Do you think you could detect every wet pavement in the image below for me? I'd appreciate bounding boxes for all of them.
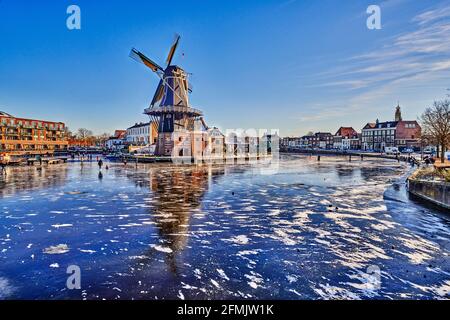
[0,155,449,300]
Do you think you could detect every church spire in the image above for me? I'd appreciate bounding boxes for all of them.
[395,103,402,121]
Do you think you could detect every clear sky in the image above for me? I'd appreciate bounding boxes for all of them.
[1,0,449,136]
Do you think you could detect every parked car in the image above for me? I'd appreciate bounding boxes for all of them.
[423,146,437,154]
[401,148,414,154]
[385,147,400,155]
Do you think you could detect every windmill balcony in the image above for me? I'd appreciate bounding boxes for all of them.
[144,105,203,117]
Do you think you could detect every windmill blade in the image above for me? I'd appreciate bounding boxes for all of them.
[165,34,180,66]
[150,80,165,106]
[130,48,164,72]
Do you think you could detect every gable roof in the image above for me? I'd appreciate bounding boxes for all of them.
[335,127,358,137]
[363,121,398,130]
[127,122,150,130]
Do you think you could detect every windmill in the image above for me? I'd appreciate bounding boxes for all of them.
[130,35,207,156]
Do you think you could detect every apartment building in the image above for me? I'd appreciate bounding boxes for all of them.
[0,111,68,155]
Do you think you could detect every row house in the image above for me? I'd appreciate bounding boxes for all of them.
[315,132,334,149]
[281,137,302,148]
[361,105,421,151]
[333,127,361,150]
[298,132,333,149]
[126,122,158,146]
[0,111,68,155]
[105,130,127,150]
[300,135,317,148]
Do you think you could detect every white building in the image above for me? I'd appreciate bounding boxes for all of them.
[105,130,127,151]
[126,122,157,146]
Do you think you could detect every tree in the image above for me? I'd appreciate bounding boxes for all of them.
[420,99,450,163]
[76,128,93,141]
[63,126,73,139]
[95,133,111,147]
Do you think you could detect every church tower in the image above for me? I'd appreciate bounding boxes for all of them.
[395,103,402,121]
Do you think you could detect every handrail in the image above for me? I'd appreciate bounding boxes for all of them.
[144,105,203,115]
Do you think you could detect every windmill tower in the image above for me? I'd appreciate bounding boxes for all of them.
[130,35,207,157]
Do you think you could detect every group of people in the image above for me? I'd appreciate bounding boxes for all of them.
[423,155,436,165]
[97,158,129,170]
[71,153,96,162]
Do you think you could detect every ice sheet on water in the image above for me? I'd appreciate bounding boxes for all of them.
[217,269,230,281]
[0,277,15,299]
[51,224,73,229]
[43,244,69,254]
[151,245,173,253]
[222,235,249,245]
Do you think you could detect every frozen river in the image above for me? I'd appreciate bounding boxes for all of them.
[0,155,449,299]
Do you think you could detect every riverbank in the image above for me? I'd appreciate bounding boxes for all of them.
[407,167,450,210]
[281,148,419,162]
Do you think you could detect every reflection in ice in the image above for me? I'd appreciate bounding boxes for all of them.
[0,155,449,299]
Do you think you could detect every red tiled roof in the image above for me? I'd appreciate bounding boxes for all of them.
[335,127,358,138]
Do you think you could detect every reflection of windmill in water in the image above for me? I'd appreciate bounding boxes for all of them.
[130,35,208,157]
[132,167,224,276]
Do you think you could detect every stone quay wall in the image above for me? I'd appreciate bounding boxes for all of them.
[407,178,450,210]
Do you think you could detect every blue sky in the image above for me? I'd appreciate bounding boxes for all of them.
[1,0,449,136]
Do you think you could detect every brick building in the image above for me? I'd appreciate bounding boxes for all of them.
[0,111,68,155]
[333,127,361,150]
[298,132,333,149]
[361,105,421,151]
[315,132,333,149]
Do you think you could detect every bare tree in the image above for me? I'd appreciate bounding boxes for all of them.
[63,126,73,139]
[96,133,111,146]
[77,128,93,141]
[420,99,450,163]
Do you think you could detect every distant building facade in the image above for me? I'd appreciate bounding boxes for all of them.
[0,111,68,155]
[106,130,127,150]
[315,132,334,149]
[282,133,333,149]
[333,127,361,150]
[205,127,225,158]
[126,122,158,146]
[281,137,302,148]
[361,105,421,151]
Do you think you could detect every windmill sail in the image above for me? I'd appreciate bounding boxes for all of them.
[130,48,164,72]
[166,34,180,66]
